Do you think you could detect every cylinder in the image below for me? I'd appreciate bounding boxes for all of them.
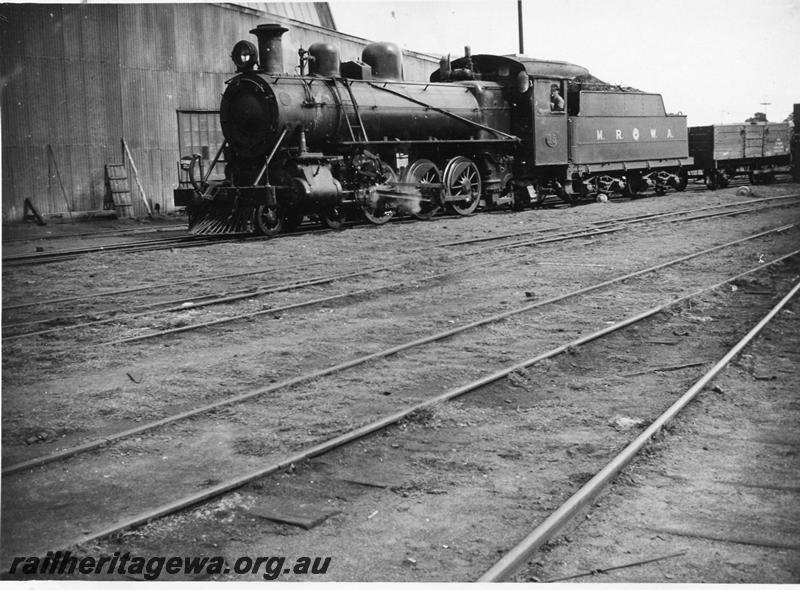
[308,42,341,77]
[362,42,403,81]
[250,24,288,75]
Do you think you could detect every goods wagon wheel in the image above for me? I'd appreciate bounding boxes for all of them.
[401,159,442,220]
[704,170,718,190]
[253,204,283,236]
[443,156,482,216]
[362,163,398,225]
[705,169,729,190]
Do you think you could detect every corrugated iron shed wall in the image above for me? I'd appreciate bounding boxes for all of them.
[0,3,437,222]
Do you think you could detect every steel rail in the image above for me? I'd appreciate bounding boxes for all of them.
[0,222,642,337]
[3,199,648,312]
[436,193,800,247]
[2,263,374,335]
[478,278,800,582]
[1,235,211,265]
[1,260,326,313]
[4,190,798,269]
[101,249,535,346]
[49,250,800,555]
[1,214,571,313]
[3,226,795,477]
[472,197,800,252]
[1,265,401,342]
[6,196,793,339]
[5,193,797,315]
[0,238,233,267]
[1,223,189,245]
[502,206,768,250]
[2,225,315,267]
[3,216,621,327]
[470,200,795,256]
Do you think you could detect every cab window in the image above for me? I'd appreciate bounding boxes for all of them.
[534,79,566,115]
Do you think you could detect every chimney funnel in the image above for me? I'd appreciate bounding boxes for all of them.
[250,24,288,74]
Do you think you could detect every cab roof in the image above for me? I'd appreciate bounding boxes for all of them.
[429,54,591,83]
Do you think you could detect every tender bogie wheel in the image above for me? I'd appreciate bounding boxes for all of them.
[401,159,442,220]
[534,185,549,207]
[443,156,482,216]
[676,170,688,191]
[253,204,283,236]
[555,183,574,205]
[362,163,397,225]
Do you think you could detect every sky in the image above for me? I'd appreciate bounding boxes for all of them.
[328,0,800,126]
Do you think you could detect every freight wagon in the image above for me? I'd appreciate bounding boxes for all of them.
[689,122,792,188]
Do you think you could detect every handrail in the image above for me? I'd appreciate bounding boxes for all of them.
[254,126,289,186]
[202,140,227,185]
[342,79,369,142]
[366,81,520,142]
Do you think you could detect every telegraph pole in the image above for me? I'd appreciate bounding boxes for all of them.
[517,0,524,54]
[760,101,771,121]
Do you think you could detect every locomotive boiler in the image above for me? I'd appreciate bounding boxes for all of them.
[174,23,693,236]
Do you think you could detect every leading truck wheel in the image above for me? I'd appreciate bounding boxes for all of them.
[322,203,346,230]
[401,159,442,220]
[443,156,481,216]
[253,204,283,236]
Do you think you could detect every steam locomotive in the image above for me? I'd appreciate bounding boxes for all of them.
[174,23,696,235]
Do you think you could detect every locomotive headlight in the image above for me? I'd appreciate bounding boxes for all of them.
[231,40,258,72]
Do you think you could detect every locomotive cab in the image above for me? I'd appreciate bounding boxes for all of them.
[530,78,569,166]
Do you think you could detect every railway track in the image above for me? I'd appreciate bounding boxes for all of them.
[479,281,800,581]
[2,180,793,267]
[1,222,189,244]
[3,186,799,575]
[4,224,793,475]
[4,194,799,342]
[0,211,449,266]
[2,224,797,562]
[53,254,795,583]
[1,234,225,266]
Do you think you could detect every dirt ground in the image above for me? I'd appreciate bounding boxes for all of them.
[2,181,799,582]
